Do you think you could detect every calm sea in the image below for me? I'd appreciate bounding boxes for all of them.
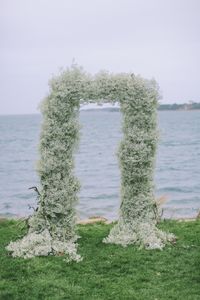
[0,110,199,219]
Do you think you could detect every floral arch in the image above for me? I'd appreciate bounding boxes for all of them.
[7,65,174,261]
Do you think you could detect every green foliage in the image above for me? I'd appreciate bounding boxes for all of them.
[1,220,200,300]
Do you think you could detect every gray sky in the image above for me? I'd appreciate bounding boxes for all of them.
[0,0,199,114]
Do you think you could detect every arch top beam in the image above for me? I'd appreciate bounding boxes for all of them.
[46,64,159,107]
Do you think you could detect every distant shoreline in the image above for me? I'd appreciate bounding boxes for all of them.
[0,102,200,116]
[158,102,200,111]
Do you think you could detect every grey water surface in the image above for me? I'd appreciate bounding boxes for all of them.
[0,110,199,219]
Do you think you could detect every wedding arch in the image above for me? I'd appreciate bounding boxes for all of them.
[7,65,174,261]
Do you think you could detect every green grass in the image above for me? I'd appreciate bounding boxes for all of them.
[0,219,200,300]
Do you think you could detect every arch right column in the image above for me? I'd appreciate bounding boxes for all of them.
[104,76,174,249]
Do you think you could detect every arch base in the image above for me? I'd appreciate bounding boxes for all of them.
[103,219,175,249]
[6,229,82,262]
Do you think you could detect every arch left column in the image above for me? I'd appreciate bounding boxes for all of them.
[6,66,87,261]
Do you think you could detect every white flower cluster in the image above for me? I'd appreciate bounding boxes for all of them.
[102,73,174,248]
[7,65,86,261]
[6,229,82,261]
[103,219,175,249]
[7,65,174,260]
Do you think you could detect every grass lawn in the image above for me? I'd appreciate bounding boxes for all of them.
[0,219,200,300]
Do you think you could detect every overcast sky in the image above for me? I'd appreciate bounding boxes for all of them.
[0,0,199,114]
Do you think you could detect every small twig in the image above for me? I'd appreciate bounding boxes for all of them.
[160,208,164,219]
[28,204,37,212]
[28,186,41,196]
[15,217,30,231]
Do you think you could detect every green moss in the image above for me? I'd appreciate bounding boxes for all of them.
[1,219,200,300]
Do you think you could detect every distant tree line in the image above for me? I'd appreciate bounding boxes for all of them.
[158,102,200,111]
[92,102,200,112]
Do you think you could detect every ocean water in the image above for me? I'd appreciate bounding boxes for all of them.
[0,110,199,219]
